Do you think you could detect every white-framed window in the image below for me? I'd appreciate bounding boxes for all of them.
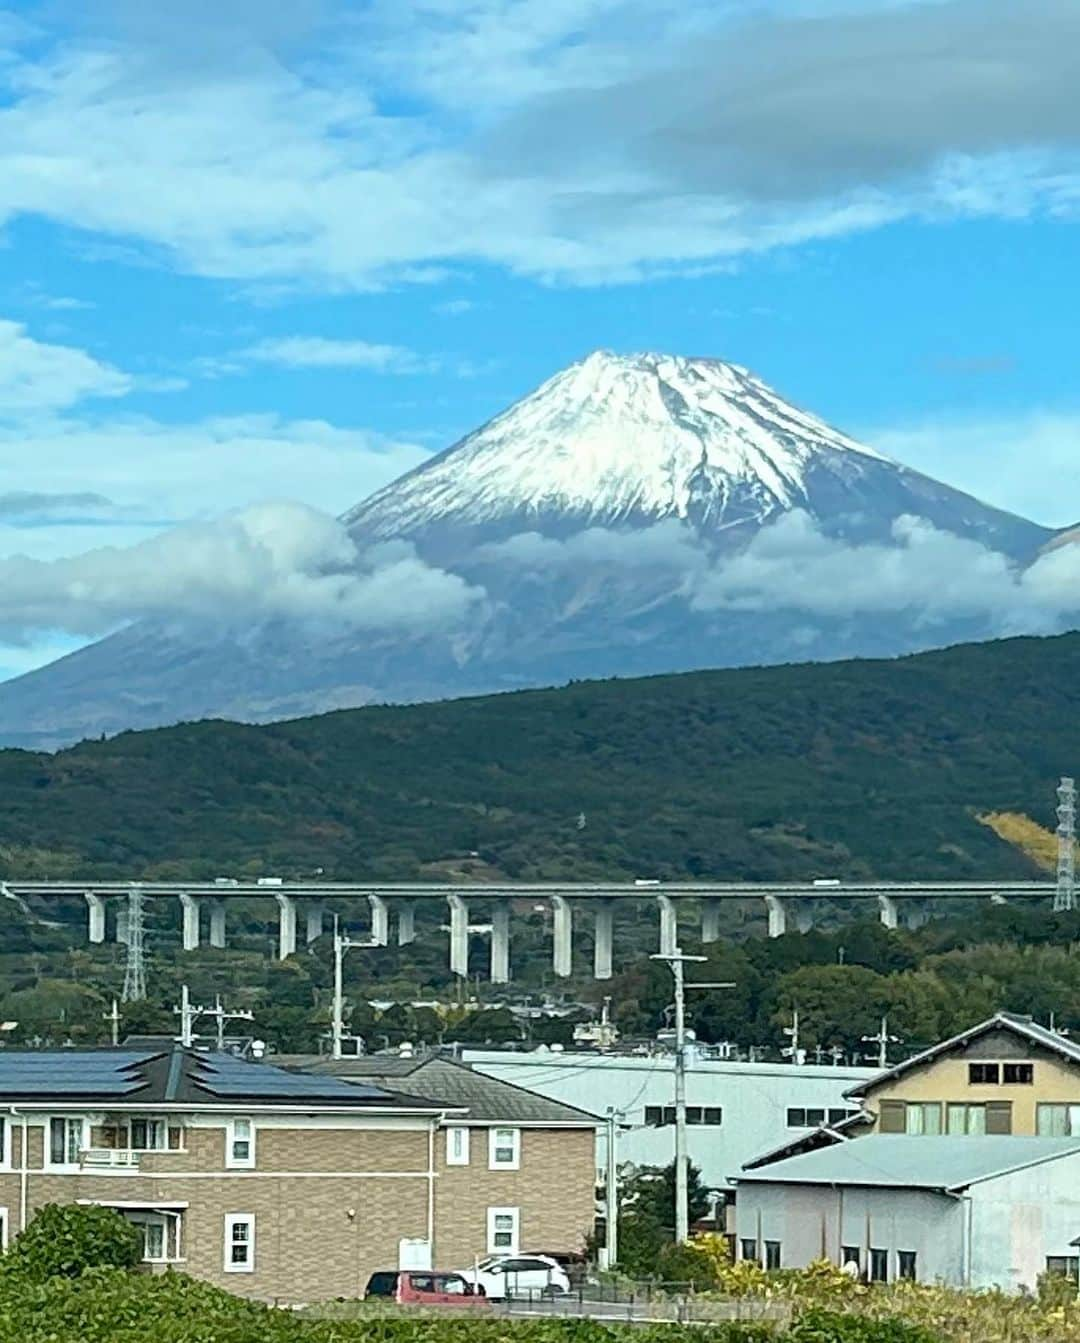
[48,1117,87,1168]
[125,1212,180,1264]
[446,1126,470,1166]
[488,1127,520,1170]
[486,1206,520,1255]
[224,1213,255,1273]
[0,1117,9,1170]
[129,1119,168,1152]
[0,1206,8,1251]
[226,1118,255,1169]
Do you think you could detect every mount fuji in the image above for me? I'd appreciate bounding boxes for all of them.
[0,351,1063,748]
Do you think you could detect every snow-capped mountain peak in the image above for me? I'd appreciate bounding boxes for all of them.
[345,349,895,542]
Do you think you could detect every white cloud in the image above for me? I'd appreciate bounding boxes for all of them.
[0,413,429,555]
[0,501,484,643]
[868,410,1080,531]
[0,0,1073,286]
[0,319,130,414]
[484,521,707,576]
[490,510,1080,634]
[241,336,430,373]
[688,511,1080,633]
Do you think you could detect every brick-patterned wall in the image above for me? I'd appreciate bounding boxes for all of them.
[433,1127,596,1267]
[0,1120,595,1300]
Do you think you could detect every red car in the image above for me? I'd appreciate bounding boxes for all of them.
[365,1270,490,1307]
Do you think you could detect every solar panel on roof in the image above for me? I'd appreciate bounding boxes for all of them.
[0,1051,155,1097]
[192,1056,395,1101]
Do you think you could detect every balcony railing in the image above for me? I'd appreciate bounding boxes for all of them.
[80,1148,141,1169]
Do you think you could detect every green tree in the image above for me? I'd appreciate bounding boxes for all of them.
[6,1204,141,1281]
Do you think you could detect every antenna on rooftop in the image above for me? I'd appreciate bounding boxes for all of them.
[121,885,147,1003]
[1054,777,1076,913]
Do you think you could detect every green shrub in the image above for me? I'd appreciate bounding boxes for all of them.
[4,1204,142,1282]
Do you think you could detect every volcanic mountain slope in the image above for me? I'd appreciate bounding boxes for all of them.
[0,350,1061,748]
[345,351,1046,555]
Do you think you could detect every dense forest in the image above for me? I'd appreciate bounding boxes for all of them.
[0,631,1078,1055]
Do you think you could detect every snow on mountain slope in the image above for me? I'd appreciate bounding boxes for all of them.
[0,349,1058,748]
[344,350,1046,559]
[345,350,892,538]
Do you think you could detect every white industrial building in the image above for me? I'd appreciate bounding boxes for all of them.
[464,1048,877,1189]
[734,1135,1080,1290]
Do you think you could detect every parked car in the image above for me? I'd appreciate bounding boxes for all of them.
[364,1270,490,1307]
[457,1254,571,1301]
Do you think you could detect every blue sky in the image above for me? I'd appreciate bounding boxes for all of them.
[0,0,1078,680]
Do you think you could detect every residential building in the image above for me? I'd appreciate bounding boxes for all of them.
[287,1052,599,1267]
[845,1012,1080,1138]
[733,1134,1080,1291]
[463,1047,875,1189]
[0,1044,469,1302]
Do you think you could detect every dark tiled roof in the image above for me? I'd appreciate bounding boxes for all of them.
[288,1054,599,1125]
[0,1047,446,1111]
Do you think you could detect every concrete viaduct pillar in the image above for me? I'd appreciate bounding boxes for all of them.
[657,894,678,957]
[491,901,511,985]
[594,900,614,981]
[209,899,227,949]
[701,898,722,944]
[180,893,200,951]
[552,895,573,978]
[765,895,816,938]
[878,894,930,931]
[397,902,416,946]
[448,894,469,977]
[276,894,297,960]
[305,902,324,944]
[116,905,129,945]
[85,892,106,944]
[369,895,389,947]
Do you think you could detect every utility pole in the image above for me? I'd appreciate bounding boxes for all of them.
[651,949,733,1243]
[174,985,253,1049]
[781,1009,800,1064]
[861,1015,901,1070]
[1055,777,1076,913]
[604,1106,623,1270]
[103,999,121,1047]
[332,915,380,1060]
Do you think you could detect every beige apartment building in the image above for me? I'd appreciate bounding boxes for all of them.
[0,1044,595,1302]
[846,1012,1080,1138]
[289,1052,600,1268]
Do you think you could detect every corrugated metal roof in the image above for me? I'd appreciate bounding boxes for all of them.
[736,1134,1080,1192]
[846,1012,1080,1099]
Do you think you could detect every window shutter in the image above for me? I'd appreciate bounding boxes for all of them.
[985,1101,1012,1135]
[879,1101,905,1134]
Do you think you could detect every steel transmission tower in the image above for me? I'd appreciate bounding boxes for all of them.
[1055,778,1076,913]
[121,885,147,1002]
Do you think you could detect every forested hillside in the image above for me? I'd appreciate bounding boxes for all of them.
[1,632,1079,1054]
[2,631,1078,885]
